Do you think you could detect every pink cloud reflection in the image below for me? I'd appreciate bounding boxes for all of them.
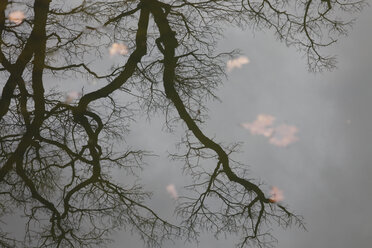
[65,91,81,103]
[8,11,25,25]
[241,115,299,147]
[269,186,284,203]
[109,43,128,56]
[241,114,275,137]
[227,56,250,72]
[269,124,299,147]
[166,184,178,199]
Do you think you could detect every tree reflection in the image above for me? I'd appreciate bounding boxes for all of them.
[0,0,366,247]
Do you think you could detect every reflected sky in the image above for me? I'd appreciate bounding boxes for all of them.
[112,6,372,248]
[1,1,371,248]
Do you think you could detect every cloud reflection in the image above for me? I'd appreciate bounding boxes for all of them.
[241,114,299,147]
[269,124,299,147]
[166,184,178,199]
[241,114,275,137]
[109,43,128,56]
[227,56,250,72]
[65,91,81,103]
[269,186,284,203]
[8,11,25,25]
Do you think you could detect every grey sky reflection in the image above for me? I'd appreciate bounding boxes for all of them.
[1,1,371,248]
[111,6,372,248]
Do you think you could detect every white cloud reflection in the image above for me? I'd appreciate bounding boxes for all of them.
[227,56,250,72]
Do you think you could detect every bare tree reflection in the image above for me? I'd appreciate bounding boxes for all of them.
[0,0,366,247]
